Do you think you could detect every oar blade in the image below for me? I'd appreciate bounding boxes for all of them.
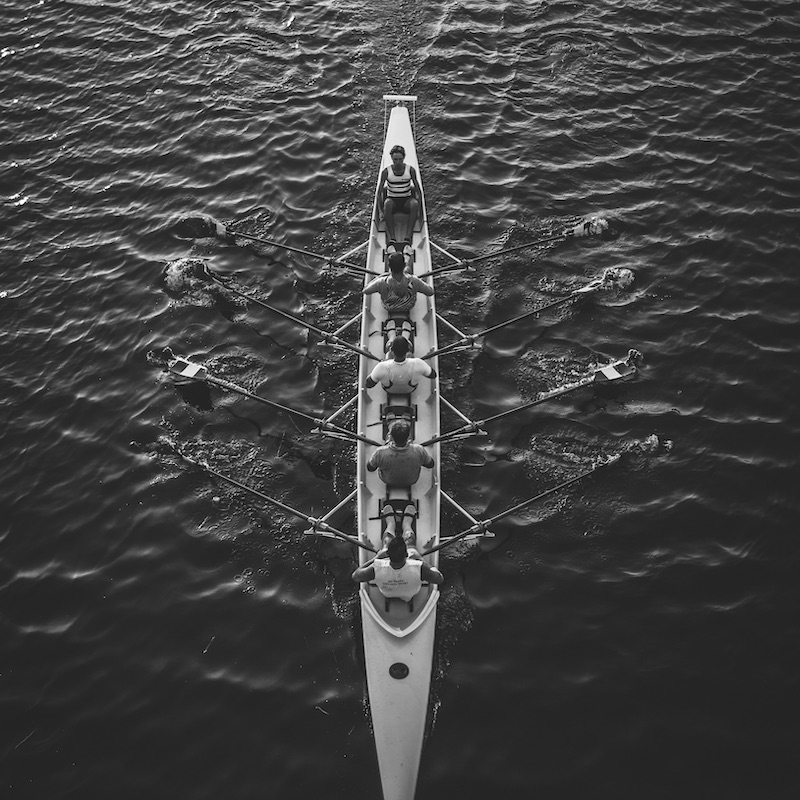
[173,214,230,241]
[593,349,642,383]
[594,361,635,383]
[169,357,209,382]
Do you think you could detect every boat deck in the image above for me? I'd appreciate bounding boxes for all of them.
[355,98,441,800]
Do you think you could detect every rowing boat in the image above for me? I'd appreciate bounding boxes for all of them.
[356,94,440,800]
[167,94,640,800]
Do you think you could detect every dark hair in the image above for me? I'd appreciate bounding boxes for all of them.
[390,336,410,358]
[389,419,411,446]
[387,535,407,561]
[388,252,405,273]
[390,145,405,157]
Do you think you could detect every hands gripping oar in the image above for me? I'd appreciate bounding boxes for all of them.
[171,445,377,553]
[423,350,642,446]
[422,453,622,556]
[175,214,375,277]
[169,356,382,447]
[419,215,619,279]
[195,262,379,362]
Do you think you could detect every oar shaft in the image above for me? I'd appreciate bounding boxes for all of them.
[465,231,569,266]
[181,453,373,550]
[419,233,570,278]
[226,227,370,274]
[196,459,315,523]
[205,375,379,445]
[486,468,593,526]
[206,375,319,425]
[205,268,378,361]
[423,457,619,556]
[423,285,598,361]
[425,381,588,445]
[478,290,584,338]
[478,378,591,426]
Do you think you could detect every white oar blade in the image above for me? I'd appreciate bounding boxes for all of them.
[593,358,637,383]
[169,357,208,381]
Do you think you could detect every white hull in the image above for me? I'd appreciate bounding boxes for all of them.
[356,98,440,800]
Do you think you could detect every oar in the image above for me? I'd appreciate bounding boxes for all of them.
[419,215,618,278]
[422,454,622,556]
[423,273,607,361]
[196,263,380,361]
[423,351,640,446]
[173,447,377,552]
[174,214,374,276]
[169,357,383,447]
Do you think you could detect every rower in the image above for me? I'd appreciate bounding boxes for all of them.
[364,336,436,395]
[366,419,434,489]
[365,337,434,443]
[363,252,433,351]
[351,521,443,603]
[376,144,422,249]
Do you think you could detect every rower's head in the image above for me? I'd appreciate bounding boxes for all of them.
[389,419,411,447]
[388,252,405,276]
[389,145,405,165]
[386,534,407,564]
[389,335,409,361]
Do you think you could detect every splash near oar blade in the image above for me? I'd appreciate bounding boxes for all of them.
[565,215,620,240]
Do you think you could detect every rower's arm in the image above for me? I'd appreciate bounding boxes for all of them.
[410,275,434,296]
[409,166,421,200]
[363,277,382,295]
[420,562,444,585]
[377,168,388,211]
[352,564,376,583]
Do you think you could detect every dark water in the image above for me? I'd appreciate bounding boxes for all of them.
[3,1,799,798]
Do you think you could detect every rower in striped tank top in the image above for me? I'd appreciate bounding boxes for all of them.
[377,145,422,248]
